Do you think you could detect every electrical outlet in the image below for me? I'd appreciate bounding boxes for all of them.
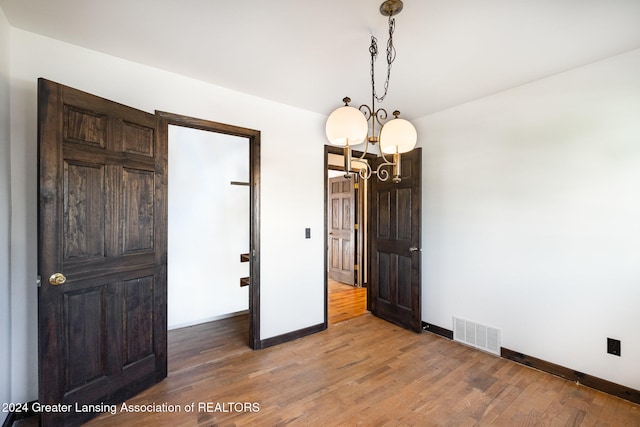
[607,338,621,356]
[305,228,311,239]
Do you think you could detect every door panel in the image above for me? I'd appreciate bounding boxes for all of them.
[124,276,155,364]
[38,79,167,426]
[369,148,421,332]
[122,168,155,253]
[328,176,356,285]
[63,161,106,259]
[65,286,105,387]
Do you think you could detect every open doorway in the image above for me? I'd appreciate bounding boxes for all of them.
[158,112,261,350]
[168,125,249,322]
[325,146,372,325]
[324,144,423,332]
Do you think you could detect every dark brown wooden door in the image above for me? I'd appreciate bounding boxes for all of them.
[38,79,167,426]
[328,176,355,285]
[369,148,421,332]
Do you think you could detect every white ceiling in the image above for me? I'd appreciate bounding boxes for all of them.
[2,0,640,119]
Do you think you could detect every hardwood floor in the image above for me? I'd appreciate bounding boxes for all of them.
[86,314,639,426]
[328,279,367,325]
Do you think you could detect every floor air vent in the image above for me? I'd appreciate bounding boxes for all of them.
[453,316,501,355]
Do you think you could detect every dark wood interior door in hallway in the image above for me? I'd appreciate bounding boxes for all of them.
[38,79,167,426]
[328,175,355,285]
[369,148,422,332]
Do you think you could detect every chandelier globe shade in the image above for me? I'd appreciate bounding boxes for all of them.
[325,105,368,147]
[379,117,418,154]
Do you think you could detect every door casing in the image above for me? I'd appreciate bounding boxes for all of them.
[157,111,261,349]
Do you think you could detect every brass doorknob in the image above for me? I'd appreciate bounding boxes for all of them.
[49,273,67,286]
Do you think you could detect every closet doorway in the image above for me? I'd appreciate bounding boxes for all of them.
[160,112,261,349]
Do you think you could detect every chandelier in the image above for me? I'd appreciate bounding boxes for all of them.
[325,0,417,183]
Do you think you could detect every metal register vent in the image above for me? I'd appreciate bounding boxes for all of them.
[453,316,501,355]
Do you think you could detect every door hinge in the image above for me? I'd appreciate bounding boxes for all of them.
[354,183,359,189]
[354,224,359,230]
[37,275,42,288]
[354,264,359,271]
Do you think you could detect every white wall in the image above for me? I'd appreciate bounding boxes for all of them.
[8,29,326,402]
[168,125,250,329]
[418,48,640,390]
[0,6,12,423]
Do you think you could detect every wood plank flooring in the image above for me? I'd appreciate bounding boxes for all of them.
[86,314,639,426]
[328,279,367,325]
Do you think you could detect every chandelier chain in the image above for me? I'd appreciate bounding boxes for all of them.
[370,15,396,103]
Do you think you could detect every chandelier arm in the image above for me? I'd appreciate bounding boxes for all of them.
[376,164,391,182]
[375,157,395,181]
[354,160,372,180]
[374,107,388,128]
[359,104,373,120]
[355,138,370,161]
[354,104,373,160]
[378,149,393,165]
[359,104,376,145]
[360,104,388,147]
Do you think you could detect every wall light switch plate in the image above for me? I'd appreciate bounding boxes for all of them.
[607,338,621,356]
